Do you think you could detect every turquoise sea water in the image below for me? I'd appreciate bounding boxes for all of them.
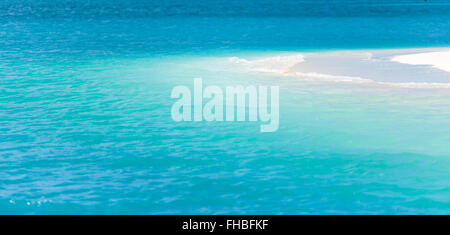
[1,0,450,214]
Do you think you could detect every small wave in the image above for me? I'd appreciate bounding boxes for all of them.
[292,72,450,88]
[229,54,304,73]
[291,72,371,82]
[294,71,450,89]
[294,72,450,89]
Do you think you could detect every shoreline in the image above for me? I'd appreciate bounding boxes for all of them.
[229,47,450,88]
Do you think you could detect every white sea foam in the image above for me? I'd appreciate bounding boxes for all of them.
[293,72,450,89]
[289,72,450,88]
[392,51,450,72]
[290,72,371,83]
[229,54,304,73]
[383,82,450,89]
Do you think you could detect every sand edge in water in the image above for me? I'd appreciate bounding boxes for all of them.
[229,48,450,88]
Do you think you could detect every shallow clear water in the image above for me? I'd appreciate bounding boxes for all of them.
[1,0,450,214]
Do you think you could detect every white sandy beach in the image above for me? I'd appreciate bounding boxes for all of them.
[230,48,450,88]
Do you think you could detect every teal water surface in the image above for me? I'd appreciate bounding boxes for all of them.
[1,0,450,214]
